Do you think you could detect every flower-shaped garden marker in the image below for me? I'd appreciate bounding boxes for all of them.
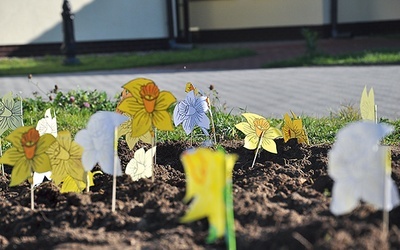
[0,126,56,209]
[75,111,128,175]
[282,111,309,145]
[328,121,399,216]
[235,113,281,168]
[185,82,217,145]
[47,131,87,193]
[116,89,152,150]
[117,78,176,181]
[125,146,157,181]
[173,90,210,146]
[0,92,23,136]
[360,86,377,122]
[180,148,238,248]
[117,115,152,150]
[33,108,58,187]
[117,78,176,138]
[75,111,128,211]
[0,92,24,175]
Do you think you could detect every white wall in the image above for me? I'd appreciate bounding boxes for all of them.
[0,0,169,46]
[1,0,399,46]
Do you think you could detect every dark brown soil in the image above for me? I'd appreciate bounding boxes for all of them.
[1,139,400,250]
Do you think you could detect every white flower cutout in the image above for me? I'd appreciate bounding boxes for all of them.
[33,108,57,187]
[0,92,23,136]
[36,108,57,137]
[328,121,400,215]
[32,171,52,188]
[125,146,156,181]
[75,111,128,176]
[173,90,210,135]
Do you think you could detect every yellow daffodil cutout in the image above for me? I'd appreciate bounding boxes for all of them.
[235,113,281,154]
[117,78,176,138]
[360,86,376,122]
[180,148,238,243]
[117,115,152,150]
[282,111,309,144]
[185,82,199,95]
[0,126,56,186]
[46,131,86,187]
[60,170,101,193]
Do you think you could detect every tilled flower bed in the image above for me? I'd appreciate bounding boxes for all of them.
[0,139,399,249]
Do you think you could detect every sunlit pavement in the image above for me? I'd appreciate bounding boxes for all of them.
[1,65,399,119]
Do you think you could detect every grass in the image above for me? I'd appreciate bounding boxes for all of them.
[263,49,400,68]
[0,48,255,76]
[16,89,400,147]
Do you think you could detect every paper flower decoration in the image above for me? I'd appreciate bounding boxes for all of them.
[235,113,282,153]
[32,108,58,187]
[118,115,152,150]
[360,86,375,121]
[36,108,57,137]
[116,78,176,138]
[173,90,210,136]
[328,121,400,215]
[75,111,128,175]
[282,111,309,144]
[0,126,56,186]
[0,92,23,136]
[185,82,199,95]
[180,148,238,243]
[60,170,100,193]
[46,131,86,186]
[125,146,157,181]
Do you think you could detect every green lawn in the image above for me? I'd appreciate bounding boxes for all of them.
[263,50,400,68]
[0,48,255,76]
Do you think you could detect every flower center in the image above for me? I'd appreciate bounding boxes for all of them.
[253,118,270,137]
[140,83,160,113]
[21,128,40,160]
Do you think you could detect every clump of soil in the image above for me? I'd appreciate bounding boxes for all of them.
[0,139,399,249]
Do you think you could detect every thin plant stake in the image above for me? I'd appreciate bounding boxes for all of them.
[208,108,217,145]
[250,132,264,169]
[1,139,4,176]
[382,146,391,246]
[151,127,157,182]
[31,183,34,210]
[375,104,378,123]
[86,173,90,193]
[224,155,236,250]
[111,126,118,212]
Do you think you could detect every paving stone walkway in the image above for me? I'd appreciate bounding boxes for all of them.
[1,36,399,119]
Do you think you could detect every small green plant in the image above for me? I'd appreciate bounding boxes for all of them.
[301,28,319,56]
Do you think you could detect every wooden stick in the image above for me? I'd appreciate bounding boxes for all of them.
[111,126,118,212]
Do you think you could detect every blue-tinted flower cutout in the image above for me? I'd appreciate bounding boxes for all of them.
[173,90,210,136]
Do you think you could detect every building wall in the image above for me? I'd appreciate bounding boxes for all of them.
[339,0,400,23]
[0,0,169,46]
[189,0,326,30]
[189,0,400,31]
